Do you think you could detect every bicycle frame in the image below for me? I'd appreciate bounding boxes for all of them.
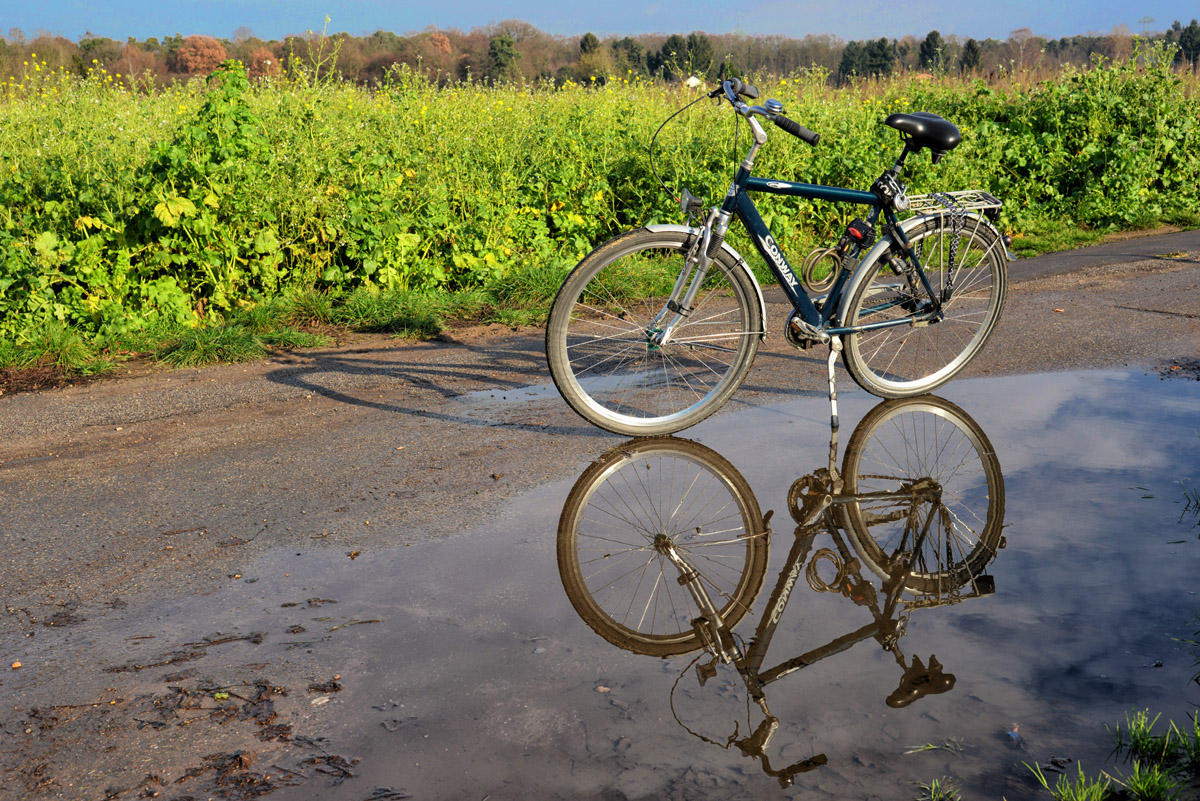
[695,485,935,703]
[647,131,945,354]
[726,173,949,336]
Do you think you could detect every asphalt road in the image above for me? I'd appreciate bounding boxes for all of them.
[0,231,1196,798]
[3,230,1198,613]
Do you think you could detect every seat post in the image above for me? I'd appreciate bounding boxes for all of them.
[891,142,914,174]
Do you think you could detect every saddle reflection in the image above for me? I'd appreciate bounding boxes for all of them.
[557,396,1006,786]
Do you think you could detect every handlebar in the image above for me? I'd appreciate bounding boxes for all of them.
[714,79,820,148]
[726,77,759,99]
[773,115,821,146]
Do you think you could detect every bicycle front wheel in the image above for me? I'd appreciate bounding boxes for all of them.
[841,217,1007,398]
[558,437,769,657]
[546,228,762,436]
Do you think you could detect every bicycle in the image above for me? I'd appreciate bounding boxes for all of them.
[556,395,1006,784]
[546,78,1012,436]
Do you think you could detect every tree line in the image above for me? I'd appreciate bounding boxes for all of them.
[2,18,1198,86]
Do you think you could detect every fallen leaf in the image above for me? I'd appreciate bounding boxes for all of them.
[1053,308,1065,313]
[596,685,610,693]
[11,661,21,669]
[348,551,361,560]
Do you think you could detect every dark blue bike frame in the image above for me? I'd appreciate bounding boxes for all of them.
[720,169,934,334]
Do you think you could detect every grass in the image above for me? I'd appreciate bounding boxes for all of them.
[914,776,962,801]
[1021,708,1200,801]
[1028,763,1114,801]
[0,281,530,389]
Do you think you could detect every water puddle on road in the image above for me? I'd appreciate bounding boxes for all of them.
[458,382,560,403]
[12,369,1199,800]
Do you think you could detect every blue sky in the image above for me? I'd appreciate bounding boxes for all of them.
[4,0,1195,43]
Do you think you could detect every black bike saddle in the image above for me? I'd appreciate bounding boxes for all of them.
[884,112,961,162]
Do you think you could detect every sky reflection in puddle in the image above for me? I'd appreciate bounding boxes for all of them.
[237,370,1199,800]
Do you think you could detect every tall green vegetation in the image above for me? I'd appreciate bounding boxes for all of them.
[0,42,1197,358]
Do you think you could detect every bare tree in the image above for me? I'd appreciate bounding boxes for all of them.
[1008,27,1035,71]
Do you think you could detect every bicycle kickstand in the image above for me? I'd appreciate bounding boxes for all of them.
[826,339,842,430]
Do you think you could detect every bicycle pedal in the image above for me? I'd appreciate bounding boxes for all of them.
[784,313,824,351]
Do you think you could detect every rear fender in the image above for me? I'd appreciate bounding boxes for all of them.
[837,213,1003,325]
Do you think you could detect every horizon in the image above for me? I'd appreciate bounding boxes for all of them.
[3,1,1195,45]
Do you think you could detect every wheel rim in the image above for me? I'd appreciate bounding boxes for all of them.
[559,438,768,655]
[558,241,757,432]
[847,222,1003,394]
[841,397,1003,595]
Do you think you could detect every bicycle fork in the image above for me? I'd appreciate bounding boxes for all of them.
[648,208,730,348]
[656,536,741,663]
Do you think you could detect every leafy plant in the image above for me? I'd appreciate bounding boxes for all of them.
[2,47,1198,368]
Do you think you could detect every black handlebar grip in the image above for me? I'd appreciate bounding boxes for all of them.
[727,78,759,99]
[774,115,820,146]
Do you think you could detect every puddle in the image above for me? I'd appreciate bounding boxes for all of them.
[458,382,560,403]
[6,369,1199,800]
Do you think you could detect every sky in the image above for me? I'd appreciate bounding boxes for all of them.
[2,0,1196,43]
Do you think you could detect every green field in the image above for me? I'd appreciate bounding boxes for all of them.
[1,42,1197,371]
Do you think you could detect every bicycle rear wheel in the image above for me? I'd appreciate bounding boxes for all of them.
[558,437,769,657]
[840,396,1004,595]
[546,228,762,436]
[841,216,1007,398]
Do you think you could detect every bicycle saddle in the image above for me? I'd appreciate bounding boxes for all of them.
[884,112,961,162]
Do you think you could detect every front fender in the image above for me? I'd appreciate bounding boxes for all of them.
[643,223,768,340]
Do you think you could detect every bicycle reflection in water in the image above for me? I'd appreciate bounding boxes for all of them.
[557,396,1007,787]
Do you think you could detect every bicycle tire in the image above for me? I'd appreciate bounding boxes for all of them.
[839,396,1004,595]
[841,216,1007,398]
[546,228,762,436]
[557,437,769,657]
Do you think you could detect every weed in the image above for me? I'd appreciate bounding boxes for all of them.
[1172,714,1200,771]
[258,329,328,349]
[0,338,17,369]
[333,288,442,337]
[231,299,290,335]
[1027,762,1112,801]
[914,775,961,801]
[283,288,335,327]
[1114,760,1184,800]
[157,324,268,366]
[905,738,967,755]
[1112,710,1181,766]
[14,322,96,370]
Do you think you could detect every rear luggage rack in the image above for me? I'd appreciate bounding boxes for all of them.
[907,189,1003,222]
